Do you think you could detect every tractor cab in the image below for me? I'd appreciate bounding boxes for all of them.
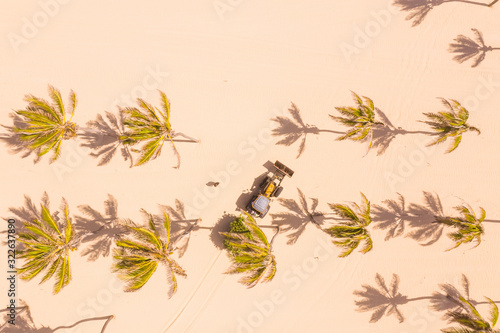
[246,161,294,218]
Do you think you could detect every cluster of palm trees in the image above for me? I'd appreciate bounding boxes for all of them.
[11,192,285,295]
[1,85,199,167]
[354,273,499,332]
[267,189,493,257]
[272,92,481,157]
[10,185,495,297]
[392,1,499,67]
[12,194,198,296]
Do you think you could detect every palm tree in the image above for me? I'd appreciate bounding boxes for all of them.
[431,274,476,315]
[325,193,373,257]
[112,210,186,297]
[449,29,500,67]
[270,188,324,245]
[17,200,77,294]
[441,296,499,332]
[12,85,78,163]
[394,0,497,27]
[330,92,385,154]
[421,98,480,153]
[120,90,198,167]
[271,103,341,158]
[434,204,486,251]
[220,213,278,288]
[160,199,201,257]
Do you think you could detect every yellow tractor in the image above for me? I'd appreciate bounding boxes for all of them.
[246,161,294,218]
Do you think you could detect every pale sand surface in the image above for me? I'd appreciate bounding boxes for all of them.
[1,1,500,332]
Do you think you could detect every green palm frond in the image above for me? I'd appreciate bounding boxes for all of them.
[112,210,186,297]
[326,193,373,257]
[434,204,485,251]
[330,92,384,152]
[120,90,180,167]
[441,296,499,332]
[13,85,78,163]
[221,213,277,288]
[421,98,480,153]
[17,200,76,294]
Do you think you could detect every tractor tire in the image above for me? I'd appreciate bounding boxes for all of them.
[273,186,283,197]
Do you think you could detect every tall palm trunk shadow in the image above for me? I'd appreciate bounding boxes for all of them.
[371,108,434,155]
[355,273,500,324]
[73,194,126,261]
[270,188,325,245]
[79,112,134,167]
[271,103,342,158]
[0,302,114,332]
[372,192,445,245]
[354,273,433,323]
[449,28,500,67]
[394,0,495,27]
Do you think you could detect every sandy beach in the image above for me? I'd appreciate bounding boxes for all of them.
[1,1,500,332]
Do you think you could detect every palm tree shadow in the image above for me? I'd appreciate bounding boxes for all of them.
[429,274,499,318]
[393,0,445,26]
[372,193,411,241]
[270,188,325,245]
[0,113,43,164]
[373,192,445,245]
[449,28,499,67]
[158,199,201,257]
[394,0,490,27]
[406,191,445,246]
[79,112,133,167]
[271,103,341,158]
[354,273,412,323]
[3,193,58,248]
[74,195,126,261]
[209,213,237,250]
[0,302,114,332]
[371,108,433,155]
